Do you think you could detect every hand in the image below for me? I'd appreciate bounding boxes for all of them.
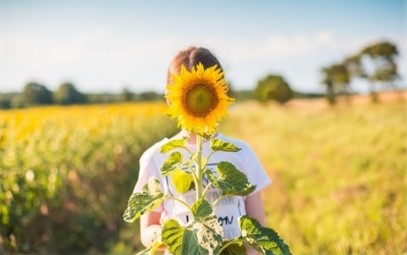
[246,245,259,255]
[146,224,162,244]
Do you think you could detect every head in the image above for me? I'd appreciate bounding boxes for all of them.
[165,47,233,136]
[167,46,224,85]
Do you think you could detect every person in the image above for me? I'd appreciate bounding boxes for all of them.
[132,46,272,254]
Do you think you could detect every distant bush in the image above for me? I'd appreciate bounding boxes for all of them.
[255,75,293,104]
[54,82,87,105]
[22,82,53,106]
[0,94,12,109]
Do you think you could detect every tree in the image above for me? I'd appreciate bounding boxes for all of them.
[321,68,336,105]
[254,75,293,104]
[343,54,366,79]
[23,82,53,106]
[321,63,350,105]
[11,95,25,108]
[117,87,134,102]
[0,94,12,109]
[359,41,399,102]
[139,91,163,101]
[54,82,86,105]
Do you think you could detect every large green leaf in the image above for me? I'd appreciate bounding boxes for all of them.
[161,151,183,175]
[239,215,292,255]
[160,137,189,153]
[191,198,213,220]
[162,216,223,255]
[161,220,184,255]
[208,161,255,196]
[210,139,241,152]
[171,169,195,194]
[123,178,164,223]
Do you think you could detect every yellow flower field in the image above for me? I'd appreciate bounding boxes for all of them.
[0,103,177,254]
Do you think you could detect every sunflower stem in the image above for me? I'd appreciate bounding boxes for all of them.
[195,134,203,201]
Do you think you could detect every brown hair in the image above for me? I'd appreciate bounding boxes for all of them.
[167,46,224,85]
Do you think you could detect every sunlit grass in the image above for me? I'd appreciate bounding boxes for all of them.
[221,100,406,254]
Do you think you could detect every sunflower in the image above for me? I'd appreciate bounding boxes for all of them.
[165,63,234,136]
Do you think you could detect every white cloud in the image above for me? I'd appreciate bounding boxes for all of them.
[199,31,339,62]
[265,32,335,57]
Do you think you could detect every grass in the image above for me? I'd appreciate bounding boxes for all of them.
[220,99,407,255]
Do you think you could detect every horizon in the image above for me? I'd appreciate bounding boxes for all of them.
[0,0,405,94]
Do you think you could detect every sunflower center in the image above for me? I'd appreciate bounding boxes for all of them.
[185,83,218,117]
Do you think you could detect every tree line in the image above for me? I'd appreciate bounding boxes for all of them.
[254,40,402,105]
[321,40,401,104]
[0,82,164,109]
[0,40,402,109]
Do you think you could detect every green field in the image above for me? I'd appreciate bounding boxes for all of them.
[221,99,407,254]
[0,98,406,255]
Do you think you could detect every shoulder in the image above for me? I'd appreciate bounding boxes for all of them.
[140,133,187,163]
[139,137,169,163]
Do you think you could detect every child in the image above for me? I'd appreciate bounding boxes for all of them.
[132,46,272,254]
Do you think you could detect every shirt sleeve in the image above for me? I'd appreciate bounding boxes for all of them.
[132,145,164,213]
[243,145,272,195]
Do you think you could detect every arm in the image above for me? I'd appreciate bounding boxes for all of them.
[139,211,164,249]
[242,144,270,226]
[245,191,267,225]
[245,191,267,255]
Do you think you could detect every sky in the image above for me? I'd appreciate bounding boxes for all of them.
[0,0,406,93]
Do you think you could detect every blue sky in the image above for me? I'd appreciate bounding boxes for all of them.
[0,0,405,93]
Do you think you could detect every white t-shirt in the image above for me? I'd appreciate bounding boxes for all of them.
[133,131,272,240]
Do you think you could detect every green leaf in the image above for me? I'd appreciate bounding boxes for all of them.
[171,169,195,194]
[210,139,241,152]
[161,220,184,255]
[191,198,213,220]
[208,161,255,196]
[160,137,189,153]
[162,216,223,255]
[239,215,292,255]
[123,178,164,223]
[220,240,246,255]
[161,151,183,175]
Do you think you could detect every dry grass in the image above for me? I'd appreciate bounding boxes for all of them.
[221,92,407,254]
